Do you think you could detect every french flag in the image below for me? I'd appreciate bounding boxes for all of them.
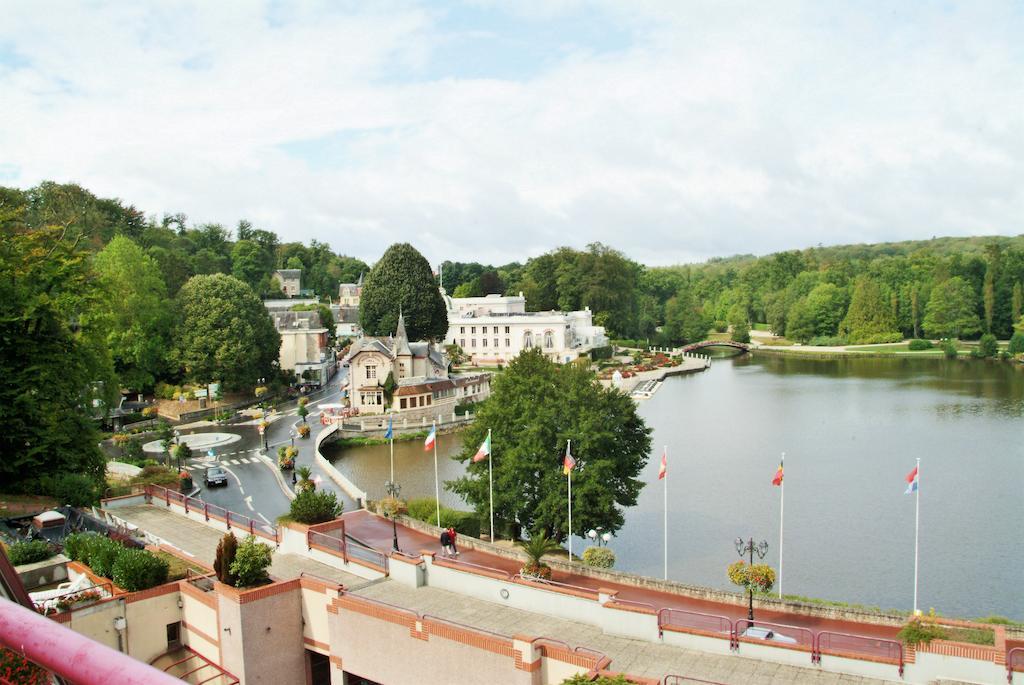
[904,465,919,495]
[424,425,436,451]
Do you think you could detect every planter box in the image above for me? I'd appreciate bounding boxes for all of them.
[16,554,69,591]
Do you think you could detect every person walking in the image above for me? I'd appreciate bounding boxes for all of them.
[439,529,453,557]
[447,526,459,557]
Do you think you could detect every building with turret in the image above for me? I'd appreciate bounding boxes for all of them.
[344,312,490,420]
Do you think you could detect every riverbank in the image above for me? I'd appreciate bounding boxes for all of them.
[599,354,711,399]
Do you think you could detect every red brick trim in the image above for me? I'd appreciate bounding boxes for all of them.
[422,618,515,658]
[329,655,343,670]
[180,579,218,609]
[817,648,901,666]
[536,643,603,670]
[67,560,127,595]
[604,600,657,615]
[333,594,417,631]
[917,639,998,662]
[182,619,220,647]
[303,636,330,652]
[125,581,179,603]
[215,578,300,604]
[513,575,599,600]
[388,552,424,566]
[433,556,511,581]
[299,576,343,594]
[660,623,733,642]
[48,611,73,624]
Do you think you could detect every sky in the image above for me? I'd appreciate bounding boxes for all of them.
[1,1,1022,267]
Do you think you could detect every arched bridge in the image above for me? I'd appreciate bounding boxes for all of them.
[681,340,750,354]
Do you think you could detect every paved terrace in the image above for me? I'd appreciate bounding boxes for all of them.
[107,504,366,587]
[342,510,899,641]
[352,580,889,685]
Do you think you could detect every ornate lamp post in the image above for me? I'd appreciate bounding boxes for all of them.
[586,528,613,547]
[735,537,769,622]
[290,429,297,449]
[256,378,267,450]
[384,480,401,551]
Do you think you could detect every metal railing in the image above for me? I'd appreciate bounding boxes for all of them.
[657,608,734,642]
[510,573,600,598]
[735,618,815,651]
[345,540,388,573]
[816,630,903,672]
[1008,647,1024,683]
[438,557,512,579]
[308,530,347,560]
[144,485,278,543]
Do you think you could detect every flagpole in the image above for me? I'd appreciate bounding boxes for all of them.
[567,439,573,561]
[663,445,668,581]
[487,428,494,544]
[432,421,441,528]
[388,414,394,484]
[779,451,785,599]
[913,457,920,615]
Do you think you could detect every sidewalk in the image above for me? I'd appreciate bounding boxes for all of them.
[341,510,900,642]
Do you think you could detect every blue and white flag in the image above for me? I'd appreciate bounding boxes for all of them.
[384,415,393,440]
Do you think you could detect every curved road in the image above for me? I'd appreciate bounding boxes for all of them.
[179,369,354,524]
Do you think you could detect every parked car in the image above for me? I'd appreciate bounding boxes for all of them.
[741,626,798,644]
[203,466,228,488]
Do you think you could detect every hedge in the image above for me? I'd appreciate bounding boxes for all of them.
[7,540,55,566]
[406,498,481,538]
[111,548,169,591]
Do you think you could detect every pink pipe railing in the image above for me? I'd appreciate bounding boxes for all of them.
[0,598,183,685]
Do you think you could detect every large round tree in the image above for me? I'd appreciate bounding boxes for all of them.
[448,349,652,541]
[173,274,280,390]
[360,243,448,341]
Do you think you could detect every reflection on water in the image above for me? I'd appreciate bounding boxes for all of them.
[326,354,1024,619]
[323,432,465,508]
[617,354,1024,620]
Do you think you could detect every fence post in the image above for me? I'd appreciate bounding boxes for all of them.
[165,489,170,507]
[204,503,209,522]
[306,530,312,551]
[226,511,231,530]
[249,520,254,538]
[184,497,189,515]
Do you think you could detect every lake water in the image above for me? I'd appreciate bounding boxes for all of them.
[326,354,1024,620]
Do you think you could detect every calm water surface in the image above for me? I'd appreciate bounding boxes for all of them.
[328,355,1024,619]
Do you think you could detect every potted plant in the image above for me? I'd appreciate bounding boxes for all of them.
[297,424,311,439]
[178,470,193,493]
[518,532,562,580]
[277,446,296,470]
[295,466,315,493]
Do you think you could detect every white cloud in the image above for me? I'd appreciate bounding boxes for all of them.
[1,1,1021,268]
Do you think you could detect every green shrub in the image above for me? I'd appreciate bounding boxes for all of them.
[406,498,438,522]
[941,340,959,359]
[975,333,998,358]
[111,548,169,591]
[713,321,728,333]
[809,335,847,346]
[908,339,933,351]
[230,536,273,587]
[731,322,751,344]
[589,345,613,361]
[49,474,99,508]
[852,332,903,344]
[62,532,95,562]
[897,618,948,645]
[1008,332,1024,355]
[83,536,124,578]
[442,510,481,538]
[581,546,616,568]
[562,674,631,685]
[289,489,342,524]
[7,540,55,566]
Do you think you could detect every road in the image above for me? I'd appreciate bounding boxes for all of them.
[178,369,352,524]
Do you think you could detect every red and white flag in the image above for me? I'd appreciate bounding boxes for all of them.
[658,448,667,480]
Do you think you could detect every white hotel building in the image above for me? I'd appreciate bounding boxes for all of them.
[443,291,608,364]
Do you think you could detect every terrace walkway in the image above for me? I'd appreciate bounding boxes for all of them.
[352,580,888,684]
[107,504,365,587]
[342,509,901,642]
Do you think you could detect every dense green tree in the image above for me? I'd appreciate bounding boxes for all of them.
[840,277,900,343]
[1012,282,1022,328]
[786,283,848,342]
[0,208,116,493]
[983,266,995,332]
[360,243,448,341]
[231,239,270,292]
[173,274,280,390]
[92,236,173,389]
[448,349,651,541]
[662,290,709,344]
[923,277,982,339]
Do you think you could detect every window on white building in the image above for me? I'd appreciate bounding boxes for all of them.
[505,338,510,347]
[505,326,510,334]
[544,331,554,349]
[471,339,477,348]
[482,338,488,347]
[460,338,466,348]
[523,331,533,348]
[494,338,498,348]
[366,365,376,380]
[460,326,465,334]
[471,326,476,334]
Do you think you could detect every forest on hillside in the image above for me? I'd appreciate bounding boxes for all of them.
[443,236,1024,344]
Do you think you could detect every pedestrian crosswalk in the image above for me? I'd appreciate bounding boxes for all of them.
[184,453,265,471]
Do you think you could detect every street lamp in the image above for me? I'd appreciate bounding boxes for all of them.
[586,528,613,547]
[256,378,267,450]
[173,430,181,471]
[290,429,297,449]
[735,537,769,621]
[384,480,401,552]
